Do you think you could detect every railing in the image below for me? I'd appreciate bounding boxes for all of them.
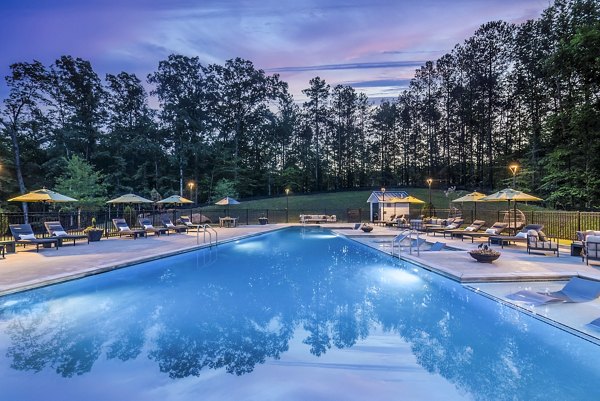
[391,229,421,257]
[2,208,600,243]
[198,224,218,247]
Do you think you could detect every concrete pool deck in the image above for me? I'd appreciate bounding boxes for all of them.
[1,223,600,343]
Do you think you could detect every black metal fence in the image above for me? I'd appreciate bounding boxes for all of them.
[0,207,370,242]
[1,207,599,242]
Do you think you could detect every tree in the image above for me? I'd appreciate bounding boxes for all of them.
[54,155,107,210]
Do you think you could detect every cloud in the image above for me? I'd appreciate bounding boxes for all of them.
[267,61,424,73]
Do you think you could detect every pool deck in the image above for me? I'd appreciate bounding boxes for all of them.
[1,223,600,343]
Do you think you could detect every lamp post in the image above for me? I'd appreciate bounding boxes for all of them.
[381,187,386,221]
[187,181,195,203]
[426,178,433,204]
[509,164,519,188]
[285,188,290,223]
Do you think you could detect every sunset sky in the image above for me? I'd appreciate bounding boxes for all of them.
[1,0,548,101]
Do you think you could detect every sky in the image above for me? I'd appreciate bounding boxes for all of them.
[0,0,549,102]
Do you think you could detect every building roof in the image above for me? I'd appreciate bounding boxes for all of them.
[366,191,409,203]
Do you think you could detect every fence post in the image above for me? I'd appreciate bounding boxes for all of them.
[246,209,249,225]
[578,211,581,232]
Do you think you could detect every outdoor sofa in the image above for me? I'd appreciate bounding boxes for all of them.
[299,214,337,224]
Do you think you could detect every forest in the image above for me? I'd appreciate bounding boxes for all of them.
[0,0,599,210]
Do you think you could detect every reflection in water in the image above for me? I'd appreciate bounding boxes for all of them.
[1,227,600,399]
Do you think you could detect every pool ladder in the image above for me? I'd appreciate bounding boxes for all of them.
[196,224,218,247]
[391,229,421,257]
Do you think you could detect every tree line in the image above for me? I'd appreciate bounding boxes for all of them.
[1,0,599,210]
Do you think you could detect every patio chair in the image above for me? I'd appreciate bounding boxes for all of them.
[584,234,600,265]
[138,217,169,236]
[161,217,188,233]
[374,214,395,226]
[112,218,147,239]
[527,231,559,257]
[9,224,59,251]
[457,222,509,243]
[178,215,201,231]
[443,220,486,238]
[44,221,89,246]
[506,277,600,306]
[488,224,544,248]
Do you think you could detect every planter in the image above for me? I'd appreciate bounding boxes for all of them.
[361,225,373,233]
[258,218,268,225]
[469,251,500,263]
[87,230,103,242]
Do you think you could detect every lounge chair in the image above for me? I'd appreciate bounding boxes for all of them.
[427,218,464,236]
[506,277,600,306]
[429,242,445,251]
[161,217,188,233]
[9,224,59,251]
[138,217,168,236]
[443,220,486,238]
[178,216,201,231]
[458,222,509,243]
[488,224,544,248]
[112,218,147,239]
[44,221,89,246]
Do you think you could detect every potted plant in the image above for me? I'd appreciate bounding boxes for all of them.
[84,217,103,242]
[361,223,373,233]
[468,244,500,263]
[258,216,268,225]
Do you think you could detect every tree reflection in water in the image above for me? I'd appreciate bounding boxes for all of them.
[1,227,600,399]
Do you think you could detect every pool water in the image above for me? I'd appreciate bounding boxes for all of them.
[1,227,599,400]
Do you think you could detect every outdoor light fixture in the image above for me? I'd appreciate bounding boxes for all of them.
[509,164,519,188]
[285,188,290,223]
[187,181,195,203]
[381,187,386,218]
[426,178,433,203]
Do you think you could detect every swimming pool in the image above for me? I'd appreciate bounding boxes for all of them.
[0,226,599,400]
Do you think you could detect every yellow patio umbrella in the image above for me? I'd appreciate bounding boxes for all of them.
[399,195,426,204]
[480,188,543,232]
[8,188,78,222]
[451,191,486,219]
[8,188,78,203]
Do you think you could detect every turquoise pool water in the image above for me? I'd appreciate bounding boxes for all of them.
[0,227,599,400]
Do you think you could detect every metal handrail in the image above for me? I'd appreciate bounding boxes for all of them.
[391,229,421,257]
[196,224,218,247]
